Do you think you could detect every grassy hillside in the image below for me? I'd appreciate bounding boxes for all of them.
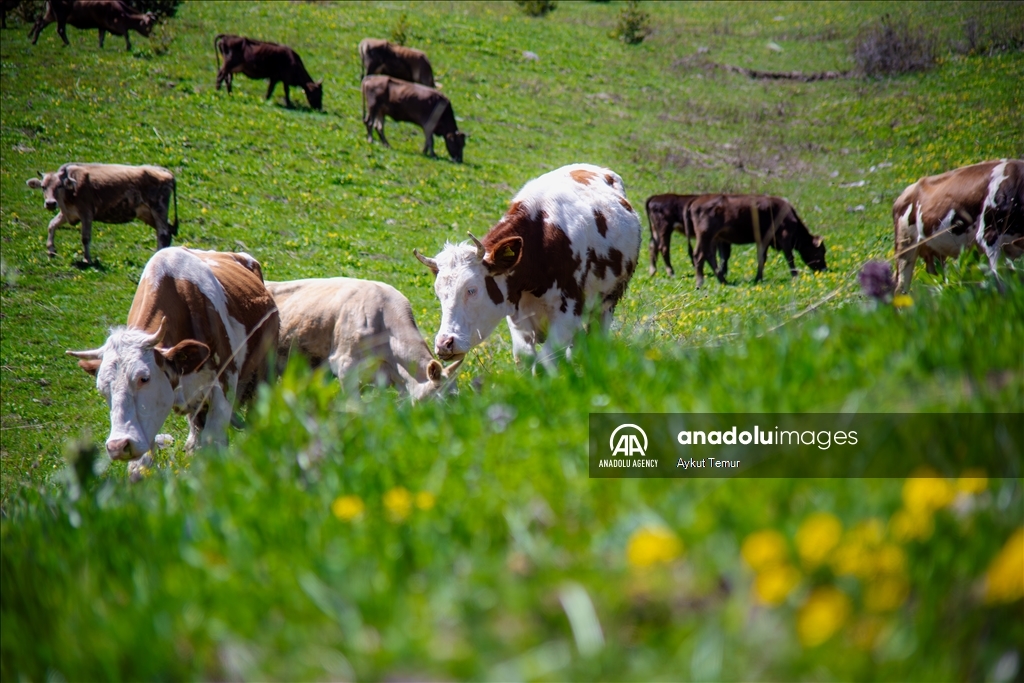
[1,1,1023,680]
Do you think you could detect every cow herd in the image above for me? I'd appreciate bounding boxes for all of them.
[13,3,1024,477]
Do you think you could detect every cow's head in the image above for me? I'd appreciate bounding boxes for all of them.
[798,234,828,272]
[397,358,463,401]
[305,79,324,110]
[68,320,211,462]
[26,170,64,211]
[415,233,520,360]
[444,131,466,163]
[138,12,157,36]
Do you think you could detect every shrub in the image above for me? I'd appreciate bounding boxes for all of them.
[611,0,652,45]
[390,12,409,46]
[515,0,556,18]
[14,0,45,23]
[853,14,937,77]
[131,0,181,19]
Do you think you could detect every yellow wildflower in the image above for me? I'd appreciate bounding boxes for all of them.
[797,587,851,647]
[872,544,907,576]
[626,525,683,568]
[889,507,934,542]
[832,520,885,577]
[331,495,364,521]
[956,470,988,495]
[892,294,913,308]
[383,487,413,522]
[865,575,910,612]
[902,473,955,515]
[983,527,1024,604]
[415,491,436,511]
[741,529,789,571]
[753,563,801,606]
[796,513,842,567]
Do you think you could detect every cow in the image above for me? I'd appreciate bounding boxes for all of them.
[67,248,279,474]
[687,193,826,287]
[26,162,178,264]
[893,159,1024,292]
[358,38,435,87]
[214,33,324,110]
[361,75,465,163]
[414,163,642,370]
[29,0,156,51]
[266,277,462,400]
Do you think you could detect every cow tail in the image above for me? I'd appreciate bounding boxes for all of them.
[172,177,179,236]
[214,33,224,68]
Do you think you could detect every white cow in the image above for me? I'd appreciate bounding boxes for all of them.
[68,248,279,473]
[415,163,642,368]
[266,277,461,400]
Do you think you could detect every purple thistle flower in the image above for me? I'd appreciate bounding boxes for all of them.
[858,260,895,300]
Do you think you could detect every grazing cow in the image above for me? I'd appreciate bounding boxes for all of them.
[214,33,323,110]
[687,193,826,287]
[26,162,178,264]
[893,159,1024,292]
[29,0,156,51]
[415,163,642,368]
[67,248,279,468]
[266,278,462,400]
[361,75,465,162]
[358,38,435,87]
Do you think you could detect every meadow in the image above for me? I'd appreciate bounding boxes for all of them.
[1,1,1023,680]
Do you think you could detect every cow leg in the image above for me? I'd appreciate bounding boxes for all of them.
[79,214,94,264]
[717,242,732,280]
[660,230,676,277]
[265,79,277,101]
[374,118,391,148]
[184,406,207,453]
[46,211,67,257]
[706,243,726,285]
[124,32,132,52]
[57,18,68,46]
[29,16,50,44]
[98,29,105,48]
[422,127,436,158]
[507,318,536,366]
[783,248,798,277]
[283,84,293,108]
[754,242,771,283]
[537,315,577,373]
[201,384,233,448]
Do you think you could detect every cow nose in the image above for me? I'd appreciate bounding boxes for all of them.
[436,335,455,357]
[106,438,131,460]
[45,200,57,210]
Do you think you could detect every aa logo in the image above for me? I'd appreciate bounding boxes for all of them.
[610,423,648,457]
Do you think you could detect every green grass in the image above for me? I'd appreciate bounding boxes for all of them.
[1,1,1023,680]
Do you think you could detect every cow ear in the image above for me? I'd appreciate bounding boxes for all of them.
[26,177,42,189]
[483,237,523,274]
[159,340,210,375]
[813,236,824,248]
[426,359,443,383]
[61,169,79,194]
[78,359,103,376]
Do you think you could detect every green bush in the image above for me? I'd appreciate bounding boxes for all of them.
[390,12,409,46]
[515,0,557,18]
[611,0,652,45]
[853,14,937,77]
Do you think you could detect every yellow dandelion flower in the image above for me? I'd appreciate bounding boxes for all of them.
[902,474,955,515]
[872,544,907,576]
[983,527,1024,604]
[383,486,413,522]
[797,587,851,647]
[741,529,789,572]
[626,525,683,568]
[892,294,913,308]
[865,574,910,612]
[415,491,436,511]
[754,563,802,606]
[796,513,843,568]
[889,507,934,542]
[331,495,364,521]
[956,470,988,495]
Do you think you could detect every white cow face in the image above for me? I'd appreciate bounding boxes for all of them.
[25,171,66,211]
[69,323,210,461]
[415,236,522,360]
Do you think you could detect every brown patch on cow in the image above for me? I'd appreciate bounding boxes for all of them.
[482,204,583,313]
[570,169,598,185]
[484,275,504,305]
[604,174,616,187]
[594,209,608,237]
[586,247,624,280]
[619,197,633,212]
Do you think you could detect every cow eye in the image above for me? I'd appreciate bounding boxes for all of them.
[467,287,478,297]
[139,375,150,384]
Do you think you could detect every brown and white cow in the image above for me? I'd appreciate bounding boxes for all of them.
[361,75,465,162]
[26,162,178,264]
[267,277,461,400]
[68,248,279,470]
[29,0,156,51]
[214,33,323,110]
[687,194,826,287]
[415,164,641,369]
[358,38,435,87]
[893,159,1024,292]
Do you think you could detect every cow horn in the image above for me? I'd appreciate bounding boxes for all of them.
[467,231,485,260]
[141,317,167,348]
[36,170,44,178]
[442,357,463,379]
[66,346,105,360]
[414,248,439,274]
